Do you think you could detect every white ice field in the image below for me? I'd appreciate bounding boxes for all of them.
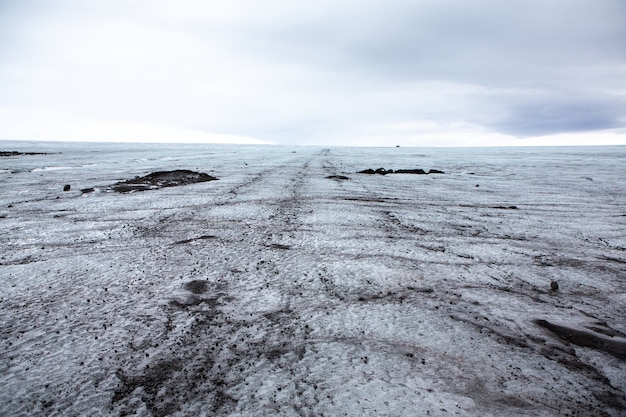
[1,141,625,416]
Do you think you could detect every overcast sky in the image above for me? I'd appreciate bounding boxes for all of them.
[1,0,625,146]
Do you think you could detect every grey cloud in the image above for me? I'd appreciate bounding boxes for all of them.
[234,0,626,137]
[494,98,625,137]
[1,0,625,144]
[248,0,626,84]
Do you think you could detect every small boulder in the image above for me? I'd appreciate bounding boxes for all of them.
[396,169,427,174]
[550,281,559,291]
[63,184,71,191]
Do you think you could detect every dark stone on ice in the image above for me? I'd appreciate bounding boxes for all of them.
[396,169,427,174]
[550,281,559,291]
[326,175,351,180]
[358,168,445,175]
[63,184,71,191]
[111,170,218,193]
[81,188,95,194]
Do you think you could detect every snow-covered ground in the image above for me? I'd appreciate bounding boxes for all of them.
[1,142,625,416]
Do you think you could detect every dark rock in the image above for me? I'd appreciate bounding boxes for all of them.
[358,168,445,175]
[357,169,376,174]
[63,184,71,191]
[111,170,218,193]
[550,281,559,291]
[81,188,95,194]
[492,205,519,210]
[326,175,351,180]
[396,169,427,174]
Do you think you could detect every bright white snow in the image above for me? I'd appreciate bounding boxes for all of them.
[1,142,625,416]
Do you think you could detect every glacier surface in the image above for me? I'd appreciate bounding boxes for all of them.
[1,142,625,416]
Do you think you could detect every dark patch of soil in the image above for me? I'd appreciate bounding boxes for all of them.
[326,175,351,180]
[111,170,218,193]
[492,205,519,210]
[357,167,444,175]
[113,360,184,416]
[535,319,626,360]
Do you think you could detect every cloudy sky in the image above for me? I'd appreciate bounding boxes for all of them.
[1,0,625,146]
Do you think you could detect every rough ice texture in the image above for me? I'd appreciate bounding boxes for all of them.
[1,142,625,416]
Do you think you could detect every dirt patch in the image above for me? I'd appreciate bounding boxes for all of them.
[113,360,184,416]
[111,170,218,193]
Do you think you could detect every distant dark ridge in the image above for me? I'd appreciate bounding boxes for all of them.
[1,151,52,157]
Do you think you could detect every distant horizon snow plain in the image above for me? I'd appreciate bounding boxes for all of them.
[1,141,625,416]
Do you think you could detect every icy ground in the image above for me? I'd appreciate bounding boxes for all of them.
[1,142,625,416]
